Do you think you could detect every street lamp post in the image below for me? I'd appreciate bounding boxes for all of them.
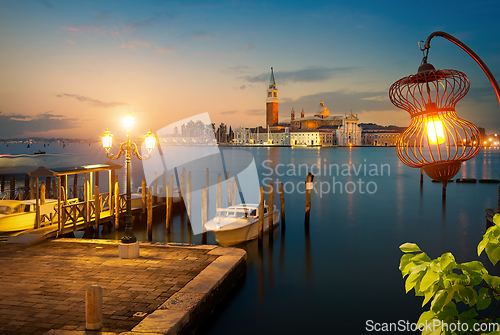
[390,31,500,197]
[101,114,155,244]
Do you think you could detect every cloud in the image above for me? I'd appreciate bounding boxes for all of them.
[246,109,264,116]
[221,111,239,115]
[57,94,126,108]
[156,45,175,53]
[0,112,80,139]
[61,24,122,38]
[120,40,151,50]
[239,85,246,90]
[362,95,388,102]
[242,66,358,84]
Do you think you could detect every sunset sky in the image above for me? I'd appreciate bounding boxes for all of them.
[0,0,499,139]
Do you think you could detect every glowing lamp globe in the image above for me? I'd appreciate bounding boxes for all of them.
[101,129,113,149]
[144,129,156,150]
[389,62,482,183]
[123,113,134,129]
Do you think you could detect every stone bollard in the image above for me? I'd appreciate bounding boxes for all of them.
[86,285,103,330]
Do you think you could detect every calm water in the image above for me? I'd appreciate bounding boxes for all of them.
[2,143,500,333]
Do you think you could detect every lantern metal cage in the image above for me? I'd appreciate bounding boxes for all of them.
[389,65,482,182]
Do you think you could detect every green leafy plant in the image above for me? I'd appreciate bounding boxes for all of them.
[400,214,500,334]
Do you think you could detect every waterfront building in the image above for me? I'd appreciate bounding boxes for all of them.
[360,124,406,146]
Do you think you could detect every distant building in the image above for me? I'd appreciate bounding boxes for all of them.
[266,67,279,127]
[360,123,406,146]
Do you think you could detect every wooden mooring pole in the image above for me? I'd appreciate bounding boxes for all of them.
[10,176,15,200]
[202,186,207,244]
[141,179,146,214]
[305,173,314,225]
[165,182,171,233]
[153,171,158,204]
[216,173,222,209]
[46,176,51,199]
[114,181,120,229]
[258,186,264,240]
[30,177,34,200]
[226,172,231,207]
[24,175,29,200]
[162,171,167,202]
[268,184,274,237]
[40,182,46,205]
[279,182,285,226]
[147,187,153,242]
[73,174,78,199]
[0,176,4,193]
[94,186,100,232]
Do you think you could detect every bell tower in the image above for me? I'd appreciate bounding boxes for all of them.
[266,67,279,127]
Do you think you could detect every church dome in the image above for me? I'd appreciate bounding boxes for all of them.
[315,100,330,118]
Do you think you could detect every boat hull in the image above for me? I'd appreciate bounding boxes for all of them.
[0,212,36,232]
[207,210,280,246]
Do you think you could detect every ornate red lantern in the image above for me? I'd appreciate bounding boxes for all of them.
[390,31,500,197]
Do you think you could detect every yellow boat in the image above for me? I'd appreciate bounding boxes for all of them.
[0,199,57,232]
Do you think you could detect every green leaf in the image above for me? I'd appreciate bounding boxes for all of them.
[494,213,500,226]
[478,237,489,256]
[439,253,455,272]
[412,252,432,263]
[486,243,500,265]
[400,253,414,274]
[400,243,422,253]
[477,287,491,310]
[417,310,436,325]
[484,274,500,291]
[420,270,440,292]
[457,286,477,306]
[405,272,424,293]
[422,285,439,307]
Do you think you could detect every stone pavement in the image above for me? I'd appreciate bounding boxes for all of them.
[0,239,245,335]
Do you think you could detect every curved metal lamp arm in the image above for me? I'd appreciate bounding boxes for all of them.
[420,31,500,109]
[130,142,151,161]
[105,142,127,160]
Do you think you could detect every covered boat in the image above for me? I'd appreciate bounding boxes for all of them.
[204,203,280,246]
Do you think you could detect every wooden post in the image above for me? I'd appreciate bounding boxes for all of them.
[162,171,167,202]
[258,186,264,239]
[141,179,146,214]
[46,176,51,199]
[94,186,100,232]
[10,176,15,200]
[24,175,29,199]
[269,184,274,232]
[30,177,34,200]
[108,170,113,216]
[86,285,103,330]
[0,175,4,193]
[73,174,78,199]
[202,186,207,244]
[226,172,231,207]
[36,177,40,229]
[153,171,158,204]
[232,178,237,206]
[147,187,153,242]
[181,168,186,199]
[40,182,46,205]
[60,185,65,231]
[52,179,57,199]
[442,180,448,199]
[420,168,424,186]
[279,182,286,226]
[305,172,314,225]
[166,182,171,232]
[216,173,222,209]
[187,171,192,219]
[114,182,120,229]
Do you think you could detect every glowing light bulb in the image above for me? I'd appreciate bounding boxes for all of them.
[123,113,134,129]
[426,117,445,145]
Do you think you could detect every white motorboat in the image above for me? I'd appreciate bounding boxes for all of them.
[0,199,58,232]
[204,203,280,246]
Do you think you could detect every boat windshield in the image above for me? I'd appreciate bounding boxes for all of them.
[217,210,246,218]
[0,205,16,214]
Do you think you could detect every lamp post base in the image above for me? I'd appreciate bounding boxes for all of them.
[119,241,140,259]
